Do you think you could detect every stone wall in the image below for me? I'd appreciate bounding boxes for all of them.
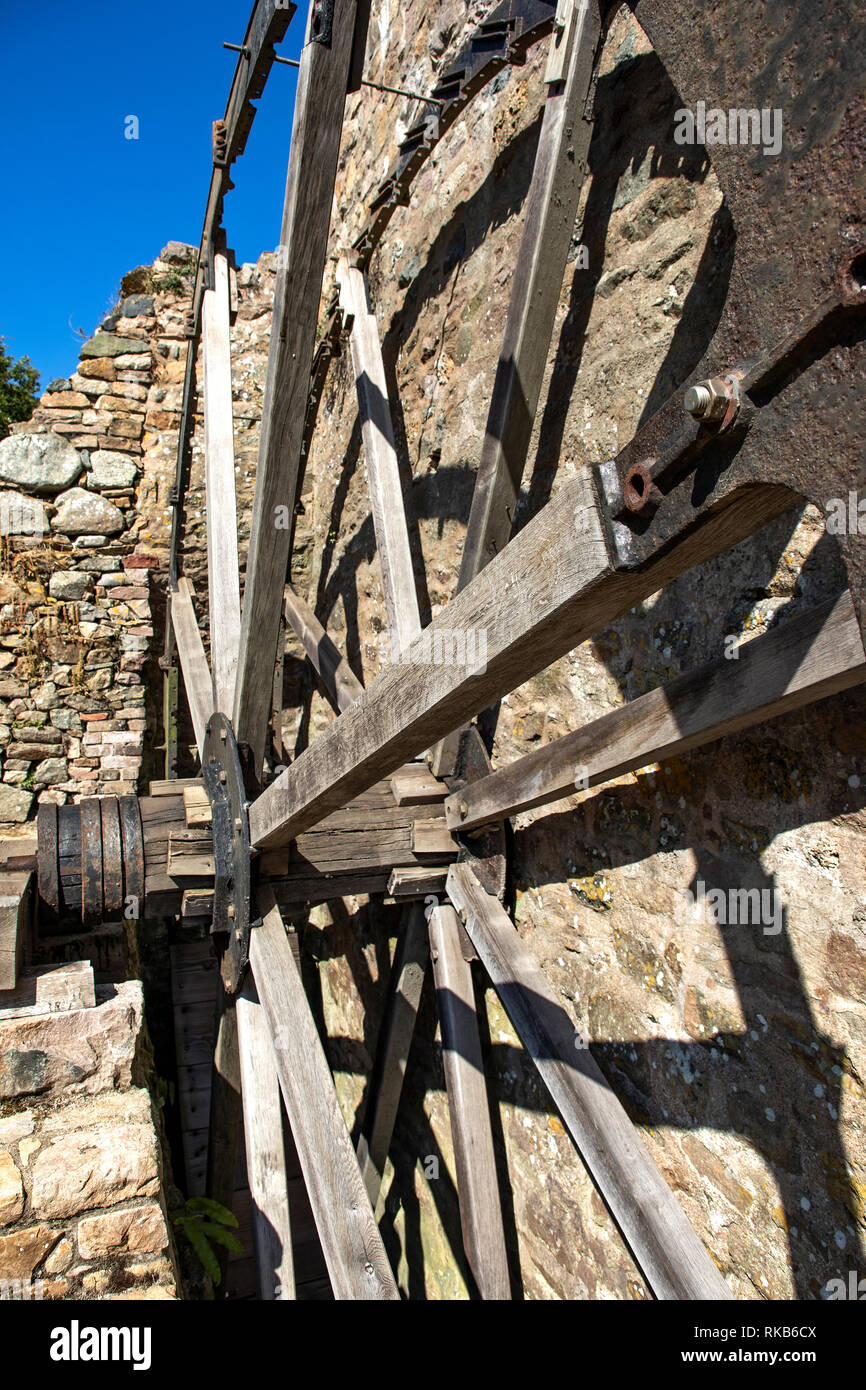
[0,254,181,823]
[0,242,280,1301]
[0,973,178,1300]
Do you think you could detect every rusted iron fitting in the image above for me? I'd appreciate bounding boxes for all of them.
[623,461,664,517]
[683,374,740,428]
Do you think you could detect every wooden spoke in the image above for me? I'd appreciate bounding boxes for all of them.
[446,863,731,1301]
[202,235,242,714]
[248,467,793,849]
[168,0,296,592]
[206,986,243,1239]
[250,885,399,1299]
[428,904,511,1300]
[338,258,422,655]
[283,581,364,712]
[170,578,214,760]
[357,902,429,1206]
[236,977,295,1300]
[233,0,361,771]
[445,590,866,831]
[431,0,604,776]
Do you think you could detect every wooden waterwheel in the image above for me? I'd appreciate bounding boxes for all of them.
[32,0,866,1300]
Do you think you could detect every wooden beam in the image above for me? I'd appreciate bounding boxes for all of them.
[459,0,602,580]
[386,866,449,899]
[248,466,792,848]
[283,582,364,713]
[446,863,731,1300]
[357,902,429,1206]
[0,959,93,1017]
[430,0,603,779]
[338,258,422,655]
[250,885,399,1299]
[445,590,866,830]
[236,977,295,1300]
[171,579,213,759]
[0,870,33,992]
[412,819,458,857]
[168,0,296,591]
[390,765,448,805]
[233,0,360,771]
[202,240,242,714]
[428,904,510,1299]
[206,986,243,1242]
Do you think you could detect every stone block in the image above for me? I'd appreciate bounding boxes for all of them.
[78,1204,168,1259]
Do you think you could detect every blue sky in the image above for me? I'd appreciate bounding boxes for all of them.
[0,0,304,386]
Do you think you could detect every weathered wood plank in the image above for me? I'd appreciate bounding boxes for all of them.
[412,819,458,857]
[149,777,203,797]
[168,0,297,592]
[168,828,215,878]
[0,870,33,992]
[460,0,602,582]
[446,863,731,1301]
[390,767,449,805]
[0,959,94,1018]
[184,784,213,827]
[386,866,449,899]
[338,258,421,656]
[202,241,242,715]
[429,905,510,1299]
[181,888,215,920]
[445,590,866,830]
[249,467,791,848]
[431,0,603,778]
[283,582,364,713]
[236,978,296,1300]
[171,579,213,759]
[233,0,360,770]
[206,986,243,1238]
[250,885,399,1299]
[357,902,428,1206]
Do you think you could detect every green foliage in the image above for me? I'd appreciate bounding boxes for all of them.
[0,337,40,440]
[155,1074,176,1110]
[150,251,198,295]
[170,1196,242,1285]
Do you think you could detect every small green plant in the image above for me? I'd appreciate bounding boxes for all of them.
[152,251,198,295]
[21,773,35,790]
[170,1197,242,1285]
[155,1075,176,1110]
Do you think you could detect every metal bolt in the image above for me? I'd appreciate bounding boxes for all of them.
[683,376,737,424]
[684,384,712,418]
[459,801,468,819]
[234,817,242,832]
[227,904,236,919]
[219,770,227,784]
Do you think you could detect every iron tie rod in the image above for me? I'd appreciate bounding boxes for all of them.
[223,42,443,106]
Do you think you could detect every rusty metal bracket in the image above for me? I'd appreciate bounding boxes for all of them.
[598,0,866,638]
[594,244,866,638]
[202,713,252,994]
